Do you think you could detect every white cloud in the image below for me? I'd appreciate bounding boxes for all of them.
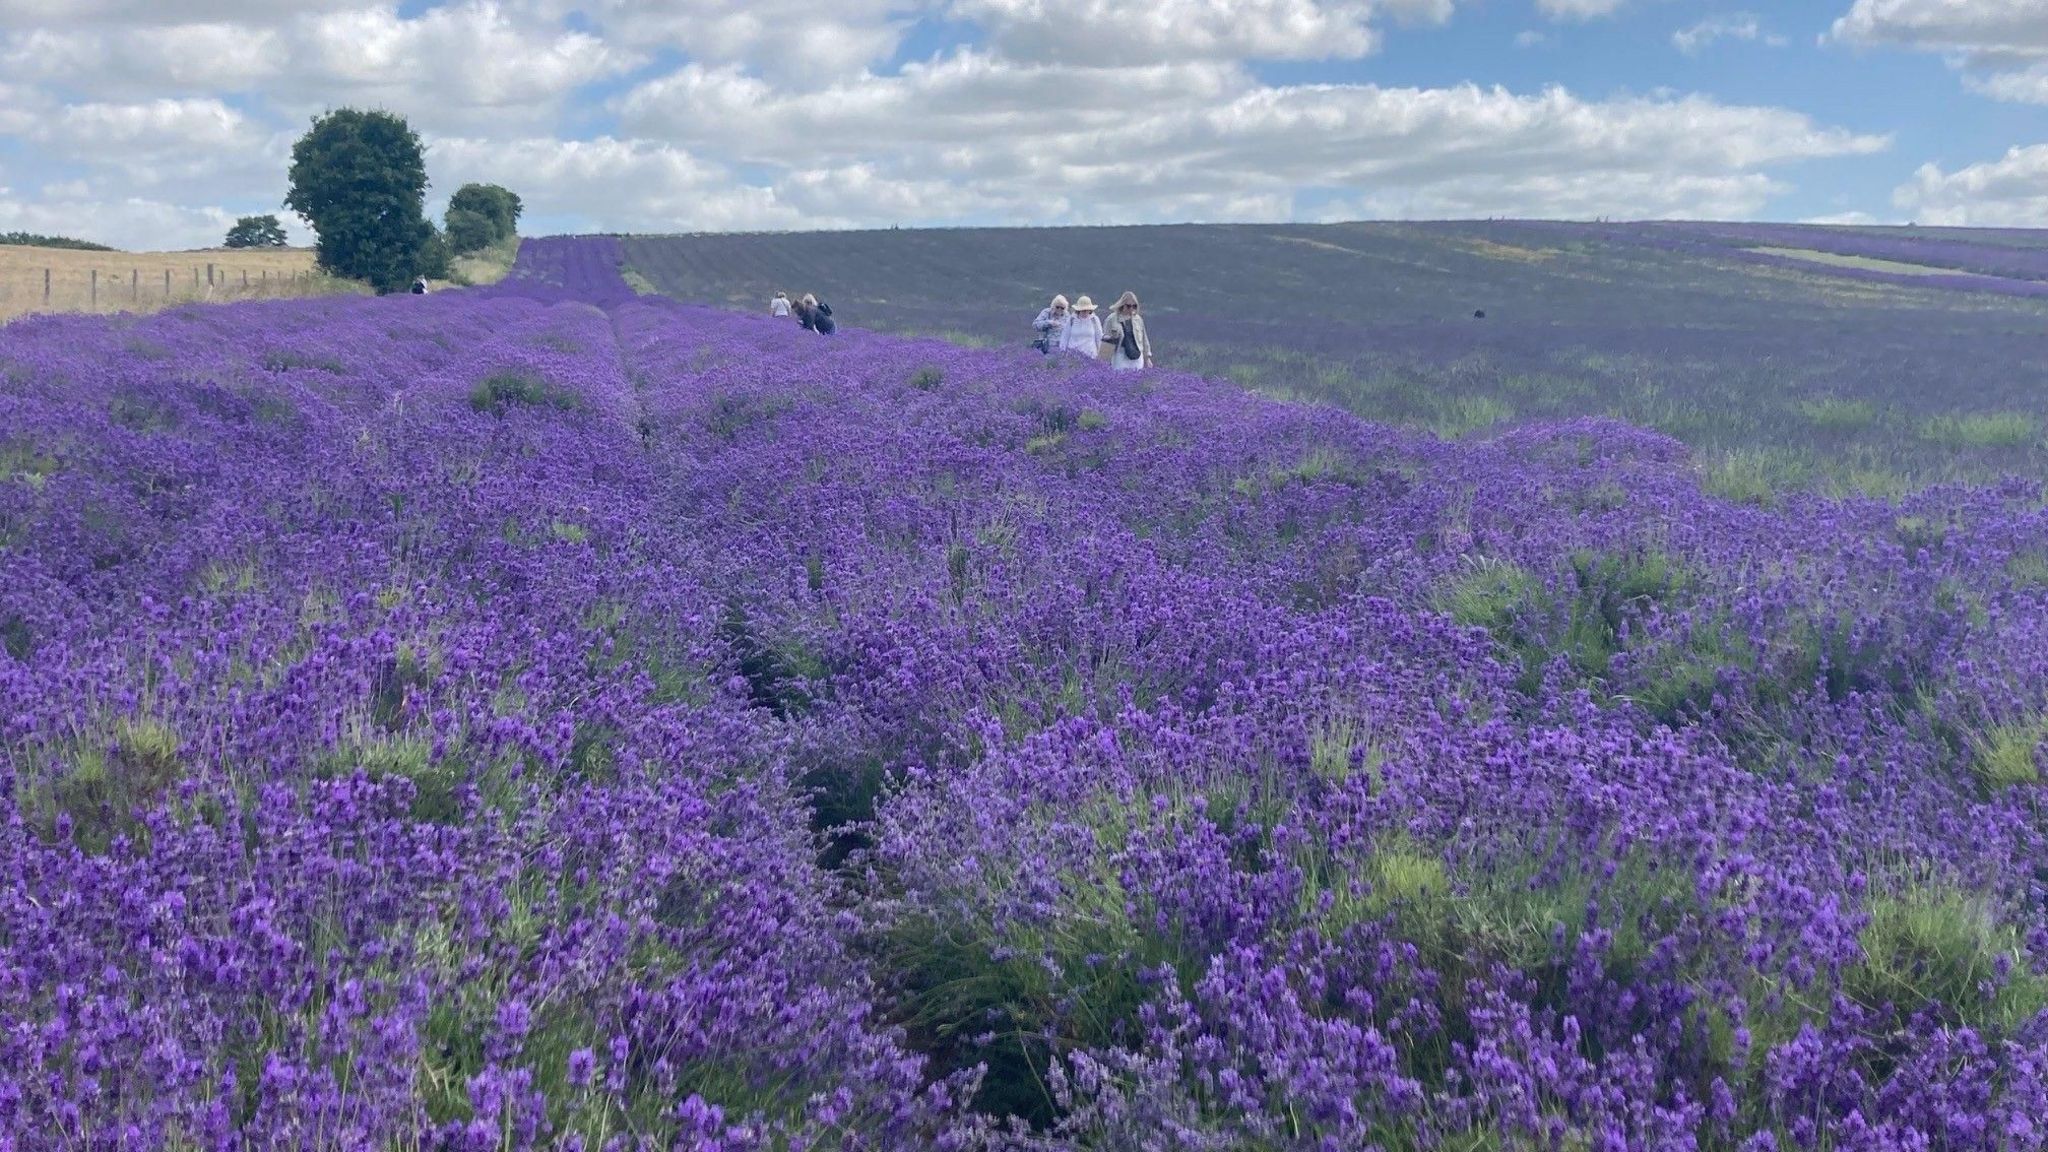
[1515,30,1550,47]
[0,0,1902,244]
[1799,210,1884,224]
[1892,143,2048,225]
[1829,0,2048,102]
[1673,14,1788,56]
[0,188,249,250]
[430,135,816,233]
[956,0,1385,64]
[616,58,1887,226]
[508,0,908,80]
[0,3,636,129]
[1537,0,1629,20]
[1965,58,2048,101]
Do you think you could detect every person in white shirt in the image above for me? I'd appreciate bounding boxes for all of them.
[770,291,792,318]
[1062,296,1104,358]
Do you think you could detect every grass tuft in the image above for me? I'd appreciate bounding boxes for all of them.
[469,370,580,415]
[1919,411,2039,449]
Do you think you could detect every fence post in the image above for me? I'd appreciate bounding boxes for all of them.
[131,269,138,301]
[241,269,248,287]
[165,269,172,296]
[44,268,51,302]
[207,263,214,286]
[91,269,97,308]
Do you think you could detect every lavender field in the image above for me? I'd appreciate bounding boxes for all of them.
[6,235,2048,1151]
[623,222,2048,497]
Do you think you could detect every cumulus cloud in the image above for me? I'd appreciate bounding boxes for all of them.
[0,0,1904,245]
[0,2,636,129]
[1829,0,2048,102]
[1673,15,1788,56]
[1892,143,2048,225]
[616,58,1887,226]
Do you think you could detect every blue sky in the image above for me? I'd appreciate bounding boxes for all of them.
[0,0,2041,248]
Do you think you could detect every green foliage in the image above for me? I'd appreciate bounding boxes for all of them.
[444,207,498,256]
[1847,885,2048,1031]
[468,370,580,415]
[223,214,289,249]
[1436,559,1544,639]
[285,108,438,293]
[445,183,522,253]
[1797,396,1878,432]
[38,716,185,854]
[1077,409,1109,431]
[1919,411,2040,449]
[1,613,31,661]
[1437,550,1699,711]
[1700,447,1813,508]
[0,231,112,251]
[312,731,465,824]
[1431,394,1514,438]
[1968,717,2043,790]
[909,366,945,391]
[2006,550,2048,589]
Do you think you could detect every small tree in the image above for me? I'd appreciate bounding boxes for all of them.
[223,214,288,248]
[284,109,437,294]
[444,207,498,255]
[445,183,522,253]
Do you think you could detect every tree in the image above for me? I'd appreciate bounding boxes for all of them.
[444,206,498,255]
[223,214,288,248]
[284,109,437,294]
[445,183,522,253]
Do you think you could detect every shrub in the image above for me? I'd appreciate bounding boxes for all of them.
[909,366,945,391]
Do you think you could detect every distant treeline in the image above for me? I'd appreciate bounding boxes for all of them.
[2,232,115,251]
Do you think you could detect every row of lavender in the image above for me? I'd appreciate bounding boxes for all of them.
[1514,221,2048,299]
[5,235,2048,1149]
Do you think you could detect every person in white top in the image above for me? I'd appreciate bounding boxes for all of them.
[1102,291,1152,371]
[1062,296,1104,358]
[770,291,792,317]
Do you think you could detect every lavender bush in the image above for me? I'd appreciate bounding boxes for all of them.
[4,235,2047,1150]
[621,223,2048,494]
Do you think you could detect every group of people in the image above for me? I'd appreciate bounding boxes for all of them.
[770,290,836,334]
[1032,292,1152,371]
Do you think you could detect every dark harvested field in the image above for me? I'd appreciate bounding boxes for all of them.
[621,222,2048,499]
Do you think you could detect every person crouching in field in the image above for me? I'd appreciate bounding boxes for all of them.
[1101,291,1151,370]
[771,290,792,317]
[1061,296,1104,357]
[1032,294,1071,354]
[797,294,836,335]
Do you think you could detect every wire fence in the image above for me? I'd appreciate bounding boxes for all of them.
[1,258,331,322]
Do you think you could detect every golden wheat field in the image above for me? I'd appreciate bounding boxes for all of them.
[0,245,354,323]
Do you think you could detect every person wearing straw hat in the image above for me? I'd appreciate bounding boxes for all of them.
[1060,295,1104,358]
[1101,291,1151,371]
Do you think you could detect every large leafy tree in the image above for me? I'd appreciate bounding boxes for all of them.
[446,183,522,254]
[223,214,288,248]
[284,109,442,293]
